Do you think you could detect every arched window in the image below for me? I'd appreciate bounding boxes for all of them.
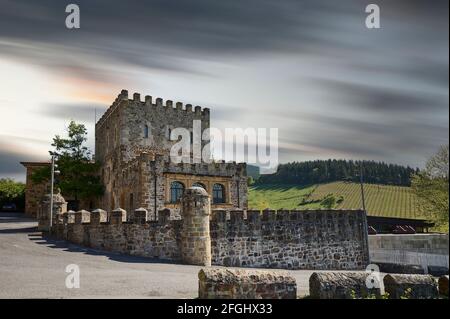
[192,182,206,190]
[170,181,184,203]
[144,125,149,138]
[212,184,225,204]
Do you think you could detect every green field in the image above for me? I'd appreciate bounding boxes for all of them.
[248,181,424,219]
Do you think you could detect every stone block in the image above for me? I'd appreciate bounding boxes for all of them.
[211,209,227,223]
[75,210,90,224]
[438,275,448,296]
[247,210,261,223]
[309,272,381,299]
[158,208,171,223]
[383,274,438,299]
[198,268,297,299]
[230,210,244,224]
[133,207,148,224]
[111,208,126,225]
[262,209,276,222]
[91,209,107,225]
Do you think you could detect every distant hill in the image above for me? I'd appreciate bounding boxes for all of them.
[257,159,418,187]
[246,164,261,180]
[248,181,424,220]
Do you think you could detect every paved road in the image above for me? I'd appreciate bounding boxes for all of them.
[0,212,335,298]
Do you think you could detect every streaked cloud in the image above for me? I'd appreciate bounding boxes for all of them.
[0,0,448,180]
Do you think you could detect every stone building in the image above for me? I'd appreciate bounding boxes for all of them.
[20,161,50,217]
[21,90,248,218]
[95,90,247,218]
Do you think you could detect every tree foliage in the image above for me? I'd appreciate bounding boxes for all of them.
[0,178,25,207]
[32,121,104,202]
[258,159,417,186]
[412,145,449,230]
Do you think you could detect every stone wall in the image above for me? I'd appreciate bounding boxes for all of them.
[210,209,370,270]
[53,207,369,271]
[56,209,182,260]
[369,234,449,272]
[369,234,449,255]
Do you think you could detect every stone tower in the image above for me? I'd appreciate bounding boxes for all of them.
[181,187,212,266]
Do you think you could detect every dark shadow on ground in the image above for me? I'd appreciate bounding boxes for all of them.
[3,210,180,266]
[0,226,38,234]
[28,232,180,265]
[0,212,35,224]
[0,212,37,233]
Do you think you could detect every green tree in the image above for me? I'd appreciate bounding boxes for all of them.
[321,194,337,209]
[32,121,104,208]
[411,145,449,231]
[0,178,25,209]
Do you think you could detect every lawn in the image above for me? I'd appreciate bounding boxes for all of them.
[248,181,425,219]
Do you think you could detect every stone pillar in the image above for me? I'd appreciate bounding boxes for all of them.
[75,210,91,224]
[111,208,126,225]
[37,190,67,232]
[181,187,212,266]
[158,208,171,224]
[91,209,107,225]
[133,208,148,224]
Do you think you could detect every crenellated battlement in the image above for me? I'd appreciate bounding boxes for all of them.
[209,208,366,224]
[52,205,369,270]
[160,155,247,177]
[130,92,210,121]
[96,89,129,130]
[96,89,210,130]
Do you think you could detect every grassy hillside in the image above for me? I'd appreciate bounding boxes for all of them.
[248,181,424,219]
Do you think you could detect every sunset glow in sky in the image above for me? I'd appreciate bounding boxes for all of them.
[0,0,448,181]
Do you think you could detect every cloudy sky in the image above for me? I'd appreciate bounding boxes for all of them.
[0,0,448,180]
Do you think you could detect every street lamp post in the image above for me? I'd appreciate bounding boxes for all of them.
[49,155,55,229]
[49,155,60,230]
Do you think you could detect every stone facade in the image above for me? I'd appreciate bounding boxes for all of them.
[210,209,370,270]
[20,162,51,217]
[198,268,297,299]
[94,90,247,217]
